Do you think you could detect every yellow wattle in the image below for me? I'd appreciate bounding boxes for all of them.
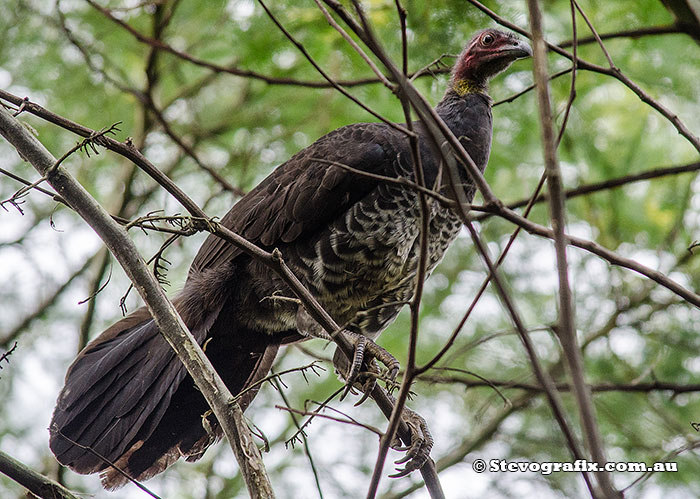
[453,79,483,96]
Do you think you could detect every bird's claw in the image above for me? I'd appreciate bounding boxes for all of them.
[388,406,433,478]
[338,332,399,402]
[353,370,379,406]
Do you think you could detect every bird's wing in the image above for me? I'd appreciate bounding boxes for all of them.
[190,123,396,274]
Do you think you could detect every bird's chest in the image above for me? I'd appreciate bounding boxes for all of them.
[298,185,461,326]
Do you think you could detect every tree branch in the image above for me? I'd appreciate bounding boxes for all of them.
[487,161,700,216]
[419,376,700,394]
[558,24,688,48]
[1,252,99,349]
[83,0,400,89]
[0,450,80,499]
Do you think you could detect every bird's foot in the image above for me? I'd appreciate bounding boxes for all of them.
[389,405,434,477]
[295,307,400,403]
[338,331,400,404]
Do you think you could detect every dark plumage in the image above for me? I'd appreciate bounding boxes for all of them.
[49,29,531,488]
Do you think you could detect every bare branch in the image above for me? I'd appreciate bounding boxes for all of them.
[0,342,17,373]
[142,95,246,196]
[313,0,393,89]
[555,1,578,147]
[490,204,700,307]
[0,450,81,499]
[271,375,326,499]
[255,0,410,135]
[571,0,617,69]
[82,0,385,89]
[49,429,162,498]
[489,161,700,216]
[558,24,687,48]
[276,405,384,437]
[1,254,99,349]
[309,157,458,208]
[0,166,69,209]
[493,67,572,106]
[421,376,700,394]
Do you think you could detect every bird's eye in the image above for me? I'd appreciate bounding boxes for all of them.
[481,33,495,45]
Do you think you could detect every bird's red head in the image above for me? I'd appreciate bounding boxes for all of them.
[451,29,532,95]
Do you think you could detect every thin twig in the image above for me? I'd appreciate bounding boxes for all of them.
[142,94,246,196]
[255,0,411,135]
[237,362,326,403]
[0,342,17,371]
[276,405,384,437]
[50,429,162,499]
[558,24,686,48]
[308,157,458,208]
[0,167,70,208]
[493,67,572,106]
[622,440,700,493]
[487,161,700,216]
[555,1,578,147]
[488,186,700,308]
[285,387,345,448]
[419,376,700,394]
[572,0,616,69]
[272,375,325,499]
[2,123,120,210]
[82,0,389,89]
[1,254,99,348]
[78,249,111,351]
[313,0,393,90]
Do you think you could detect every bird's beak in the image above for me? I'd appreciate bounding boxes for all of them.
[502,39,533,59]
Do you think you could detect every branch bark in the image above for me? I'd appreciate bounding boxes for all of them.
[0,450,80,499]
[482,161,700,217]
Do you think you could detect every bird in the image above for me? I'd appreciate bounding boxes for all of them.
[49,28,531,489]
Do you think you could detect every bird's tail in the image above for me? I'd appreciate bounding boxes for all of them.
[49,286,284,489]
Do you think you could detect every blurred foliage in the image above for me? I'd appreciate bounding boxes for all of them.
[1,0,699,498]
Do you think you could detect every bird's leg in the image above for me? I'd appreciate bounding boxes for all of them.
[331,336,399,404]
[296,307,431,475]
[333,346,434,475]
[296,307,400,400]
[339,330,400,393]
